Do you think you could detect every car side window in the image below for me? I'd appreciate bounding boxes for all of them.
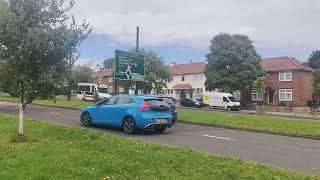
[223,97,229,102]
[101,96,117,105]
[115,97,131,104]
[129,98,136,104]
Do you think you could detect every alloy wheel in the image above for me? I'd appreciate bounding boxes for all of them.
[82,112,91,127]
[123,117,135,134]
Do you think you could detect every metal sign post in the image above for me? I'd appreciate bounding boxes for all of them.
[114,27,144,95]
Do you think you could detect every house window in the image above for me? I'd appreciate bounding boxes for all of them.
[107,77,113,82]
[171,89,173,94]
[181,76,185,81]
[279,89,292,101]
[279,72,292,81]
[252,90,263,101]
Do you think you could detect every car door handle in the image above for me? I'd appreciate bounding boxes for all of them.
[120,108,128,110]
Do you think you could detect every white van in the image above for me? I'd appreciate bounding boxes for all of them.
[77,83,111,100]
[202,92,240,111]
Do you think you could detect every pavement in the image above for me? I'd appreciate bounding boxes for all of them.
[0,101,319,176]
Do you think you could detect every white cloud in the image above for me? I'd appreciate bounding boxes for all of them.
[72,0,320,50]
[74,58,92,66]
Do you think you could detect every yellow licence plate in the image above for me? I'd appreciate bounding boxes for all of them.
[157,119,167,123]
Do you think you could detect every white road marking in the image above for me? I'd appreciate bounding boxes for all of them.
[50,112,61,115]
[203,135,235,141]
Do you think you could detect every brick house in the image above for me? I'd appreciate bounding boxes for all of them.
[252,56,314,107]
[99,68,113,87]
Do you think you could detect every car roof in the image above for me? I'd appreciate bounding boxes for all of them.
[114,94,161,100]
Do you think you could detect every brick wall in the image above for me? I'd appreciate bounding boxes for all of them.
[264,70,314,107]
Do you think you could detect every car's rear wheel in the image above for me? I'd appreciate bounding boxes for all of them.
[82,112,92,127]
[123,117,137,134]
[156,126,167,133]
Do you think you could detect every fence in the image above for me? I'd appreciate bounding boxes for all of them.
[255,105,320,119]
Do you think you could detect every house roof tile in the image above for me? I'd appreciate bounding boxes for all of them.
[99,68,113,77]
[170,62,206,76]
[172,84,193,89]
[261,56,312,72]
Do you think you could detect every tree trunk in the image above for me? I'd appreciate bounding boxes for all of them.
[67,81,71,100]
[240,87,249,107]
[18,102,25,138]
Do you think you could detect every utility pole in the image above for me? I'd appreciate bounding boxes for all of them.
[134,26,139,95]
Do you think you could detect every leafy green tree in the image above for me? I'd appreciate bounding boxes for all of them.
[204,33,264,106]
[313,69,320,96]
[308,50,320,69]
[0,0,89,139]
[132,49,170,94]
[65,18,91,100]
[71,64,96,89]
[253,77,266,106]
[103,58,114,69]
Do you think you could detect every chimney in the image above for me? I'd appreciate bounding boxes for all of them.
[189,60,193,63]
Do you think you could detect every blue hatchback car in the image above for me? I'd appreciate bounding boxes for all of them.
[80,95,173,134]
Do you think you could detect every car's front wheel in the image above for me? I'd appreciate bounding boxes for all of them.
[122,117,137,134]
[82,112,92,127]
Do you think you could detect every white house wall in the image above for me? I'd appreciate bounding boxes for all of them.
[165,73,207,100]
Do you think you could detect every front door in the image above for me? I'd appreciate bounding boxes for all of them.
[95,96,118,124]
[180,90,186,100]
[268,91,274,104]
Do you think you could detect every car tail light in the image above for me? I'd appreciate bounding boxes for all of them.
[138,101,150,111]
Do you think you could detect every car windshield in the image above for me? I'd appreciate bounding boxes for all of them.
[228,96,237,102]
[97,87,109,93]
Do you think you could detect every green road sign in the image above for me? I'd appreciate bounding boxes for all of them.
[114,50,145,81]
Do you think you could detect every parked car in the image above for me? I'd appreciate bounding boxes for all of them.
[180,98,208,108]
[154,96,177,124]
[80,95,173,134]
[202,92,240,111]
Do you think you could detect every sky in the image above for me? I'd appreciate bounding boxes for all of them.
[71,0,320,66]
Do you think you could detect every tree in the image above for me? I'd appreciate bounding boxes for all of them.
[308,50,320,69]
[65,18,91,100]
[252,77,266,106]
[204,33,264,106]
[132,49,170,94]
[72,64,96,89]
[313,69,320,96]
[103,58,114,69]
[0,0,89,139]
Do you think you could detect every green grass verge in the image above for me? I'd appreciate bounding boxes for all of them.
[0,92,91,109]
[179,109,320,137]
[0,114,317,179]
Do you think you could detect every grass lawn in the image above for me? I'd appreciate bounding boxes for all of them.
[179,109,320,138]
[0,113,317,179]
[0,92,91,109]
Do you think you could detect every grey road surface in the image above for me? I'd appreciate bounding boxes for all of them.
[0,101,319,176]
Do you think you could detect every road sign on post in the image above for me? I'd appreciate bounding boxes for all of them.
[114,50,145,81]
